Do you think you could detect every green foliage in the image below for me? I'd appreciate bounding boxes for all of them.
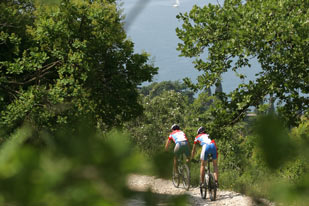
[254,115,295,170]
[0,124,136,205]
[140,81,195,103]
[188,161,200,186]
[270,116,309,205]
[125,88,190,156]
[125,81,217,156]
[0,121,190,205]
[175,1,309,201]
[219,115,309,205]
[176,0,309,126]
[1,1,308,205]
[0,0,158,135]
[152,151,174,178]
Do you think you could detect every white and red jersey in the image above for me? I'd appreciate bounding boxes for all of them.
[194,133,212,146]
[168,130,188,144]
[194,133,218,157]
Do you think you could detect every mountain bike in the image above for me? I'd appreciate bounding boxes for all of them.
[172,154,190,191]
[193,155,217,201]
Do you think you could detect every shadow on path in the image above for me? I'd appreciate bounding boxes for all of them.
[216,192,242,201]
[126,191,189,206]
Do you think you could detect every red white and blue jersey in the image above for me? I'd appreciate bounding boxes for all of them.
[194,133,212,146]
[168,130,188,144]
[194,133,218,158]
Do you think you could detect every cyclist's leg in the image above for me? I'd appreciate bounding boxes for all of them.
[213,159,218,181]
[178,142,190,189]
[174,143,181,175]
[200,144,208,185]
[173,156,178,175]
[182,142,190,163]
[210,143,219,184]
[177,141,190,163]
[200,160,207,184]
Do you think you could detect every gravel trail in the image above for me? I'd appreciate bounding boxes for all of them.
[127,174,273,206]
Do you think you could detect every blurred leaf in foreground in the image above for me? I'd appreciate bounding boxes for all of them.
[254,114,295,170]
[0,122,152,206]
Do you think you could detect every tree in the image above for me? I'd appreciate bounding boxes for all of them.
[125,90,190,155]
[176,0,308,126]
[139,80,195,103]
[0,0,158,134]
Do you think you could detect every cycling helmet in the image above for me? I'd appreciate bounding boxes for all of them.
[197,126,205,134]
[171,124,180,130]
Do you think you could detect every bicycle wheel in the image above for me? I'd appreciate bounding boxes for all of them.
[172,167,180,188]
[182,163,190,190]
[208,173,217,201]
[200,175,207,199]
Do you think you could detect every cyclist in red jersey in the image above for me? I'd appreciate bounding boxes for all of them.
[165,124,190,176]
[191,126,219,187]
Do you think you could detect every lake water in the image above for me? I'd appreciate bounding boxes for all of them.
[121,0,260,93]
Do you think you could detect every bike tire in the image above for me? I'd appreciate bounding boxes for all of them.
[172,167,180,188]
[200,177,207,199]
[182,163,190,191]
[208,173,217,201]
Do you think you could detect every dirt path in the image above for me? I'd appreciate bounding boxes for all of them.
[127,174,273,206]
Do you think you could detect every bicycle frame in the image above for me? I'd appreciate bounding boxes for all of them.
[172,154,190,190]
[200,155,217,200]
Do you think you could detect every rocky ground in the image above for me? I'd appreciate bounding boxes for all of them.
[126,174,274,206]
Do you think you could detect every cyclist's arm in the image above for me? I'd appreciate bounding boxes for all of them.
[165,139,171,151]
[185,134,190,148]
[191,143,196,160]
[211,139,218,158]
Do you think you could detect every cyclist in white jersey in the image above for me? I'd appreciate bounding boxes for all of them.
[191,126,219,187]
[165,124,190,176]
